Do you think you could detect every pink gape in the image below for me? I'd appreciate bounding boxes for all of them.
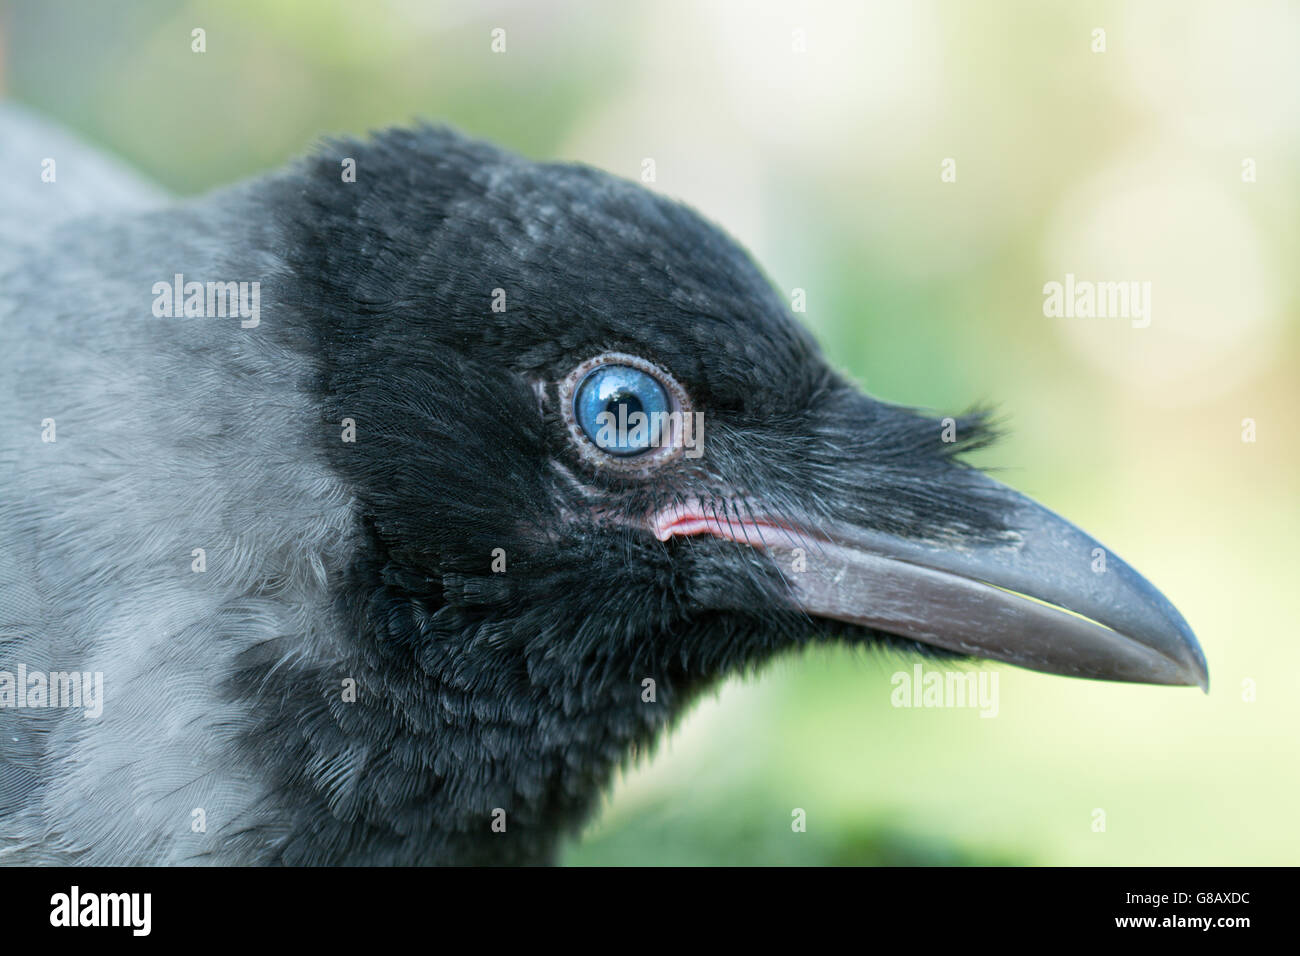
[650,500,803,548]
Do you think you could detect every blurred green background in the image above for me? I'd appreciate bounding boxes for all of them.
[3,0,1295,865]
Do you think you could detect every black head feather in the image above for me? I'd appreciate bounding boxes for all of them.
[229,125,1001,864]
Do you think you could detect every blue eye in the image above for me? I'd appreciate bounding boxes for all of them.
[573,364,671,456]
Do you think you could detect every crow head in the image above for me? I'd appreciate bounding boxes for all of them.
[263,126,1206,863]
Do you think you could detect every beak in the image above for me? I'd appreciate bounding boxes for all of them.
[656,472,1209,690]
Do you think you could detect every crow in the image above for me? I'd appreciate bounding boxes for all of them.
[0,110,1207,865]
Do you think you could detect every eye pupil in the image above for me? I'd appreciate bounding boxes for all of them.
[573,363,671,457]
[606,392,644,420]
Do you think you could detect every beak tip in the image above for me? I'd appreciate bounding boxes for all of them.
[1172,637,1209,693]
[1174,623,1210,693]
[1192,660,1210,695]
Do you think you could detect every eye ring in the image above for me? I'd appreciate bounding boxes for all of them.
[559,352,692,472]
